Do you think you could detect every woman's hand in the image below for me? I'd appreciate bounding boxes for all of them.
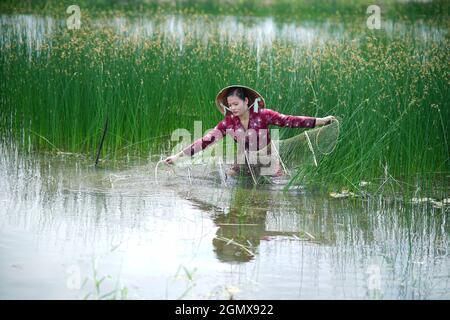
[317,116,336,126]
[164,152,183,165]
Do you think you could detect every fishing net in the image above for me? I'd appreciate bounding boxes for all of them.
[155,119,340,185]
[260,118,340,172]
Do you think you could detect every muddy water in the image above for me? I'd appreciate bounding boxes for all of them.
[0,148,448,299]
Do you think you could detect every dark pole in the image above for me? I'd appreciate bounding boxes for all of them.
[95,117,108,166]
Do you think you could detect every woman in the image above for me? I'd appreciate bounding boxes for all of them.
[164,85,335,176]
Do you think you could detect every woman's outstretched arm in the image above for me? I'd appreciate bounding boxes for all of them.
[164,120,227,164]
[263,109,335,127]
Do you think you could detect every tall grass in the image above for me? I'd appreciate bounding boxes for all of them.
[1,0,448,22]
[0,11,448,187]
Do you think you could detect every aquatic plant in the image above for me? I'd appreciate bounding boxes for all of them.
[0,6,448,189]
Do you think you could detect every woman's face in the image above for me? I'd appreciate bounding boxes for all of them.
[227,95,249,117]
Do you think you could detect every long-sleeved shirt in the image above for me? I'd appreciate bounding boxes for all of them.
[182,108,316,156]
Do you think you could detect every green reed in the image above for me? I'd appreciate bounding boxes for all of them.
[0,13,448,187]
[1,0,448,22]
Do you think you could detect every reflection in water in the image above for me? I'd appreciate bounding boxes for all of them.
[192,188,311,264]
[180,174,449,299]
[0,147,449,299]
[212,188,269,263]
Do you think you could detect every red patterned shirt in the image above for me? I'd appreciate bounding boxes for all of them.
[183,108,316,156]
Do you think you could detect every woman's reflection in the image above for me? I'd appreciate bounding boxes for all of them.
[212,187,269,263]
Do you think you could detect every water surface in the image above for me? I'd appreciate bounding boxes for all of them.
[0,149,448,299]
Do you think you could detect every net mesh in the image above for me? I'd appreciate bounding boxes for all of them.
[155,119,340,185]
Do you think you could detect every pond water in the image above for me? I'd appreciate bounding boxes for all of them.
[0,148,448,299]
[0,11,449,300]
[1,13,446,55]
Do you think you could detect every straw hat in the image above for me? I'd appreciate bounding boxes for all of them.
[215,85,266,115]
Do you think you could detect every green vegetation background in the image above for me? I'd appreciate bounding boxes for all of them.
[1,0,449,188]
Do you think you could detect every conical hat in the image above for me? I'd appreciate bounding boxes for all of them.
[215,85,266,115]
